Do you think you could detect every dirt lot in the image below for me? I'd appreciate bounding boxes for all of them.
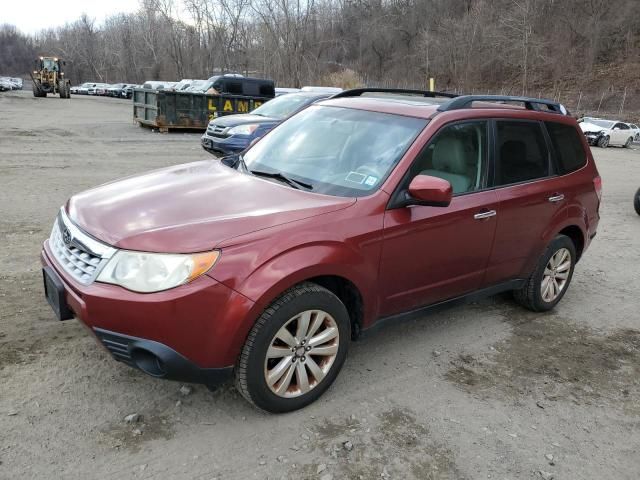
[1,90,639,480]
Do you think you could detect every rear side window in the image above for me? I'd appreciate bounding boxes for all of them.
[495,121,550,186]
[545,121,587,174]
[226,81,243,95]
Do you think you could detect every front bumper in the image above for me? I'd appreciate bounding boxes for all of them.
[41,242,255,386]
[584,132,604,145]
[200,132,249,156]
[94,328,233,385]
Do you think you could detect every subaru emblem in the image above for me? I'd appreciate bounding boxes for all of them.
[62,228,72,245]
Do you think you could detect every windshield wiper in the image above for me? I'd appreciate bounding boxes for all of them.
[250,169,313,190]
[221,153,249,172]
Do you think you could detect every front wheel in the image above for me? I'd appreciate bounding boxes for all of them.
[597,135,609,148]
[235,282,350,413]
[634,188,640,215]
[514,235,576,312]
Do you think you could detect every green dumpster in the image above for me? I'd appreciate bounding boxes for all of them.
[133,89,272,132]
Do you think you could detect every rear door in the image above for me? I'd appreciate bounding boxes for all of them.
[483,119,566,285]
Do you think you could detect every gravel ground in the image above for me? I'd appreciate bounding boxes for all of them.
[1,90,639,480]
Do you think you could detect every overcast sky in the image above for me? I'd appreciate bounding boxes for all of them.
[3,1,140,34]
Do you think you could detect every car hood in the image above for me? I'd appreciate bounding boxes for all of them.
[67,160,355,253]
[210,113,278,128]
[580,122,607,132]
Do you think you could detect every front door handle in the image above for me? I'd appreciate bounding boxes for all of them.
[474,209,497,220]
[548,194,565,203]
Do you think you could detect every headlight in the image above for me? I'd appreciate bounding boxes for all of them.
[227,124,260,135]
[97,250,220,293]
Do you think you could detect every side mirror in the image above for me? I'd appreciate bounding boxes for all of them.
[406,175,452,207]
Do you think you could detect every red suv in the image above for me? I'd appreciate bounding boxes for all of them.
[41,89,601,412]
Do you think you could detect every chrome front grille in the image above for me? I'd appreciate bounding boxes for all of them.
[207,125,229,138]
[49,208,116,285]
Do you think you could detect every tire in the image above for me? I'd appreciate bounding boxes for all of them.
[624,137,633,148]
[32,83,45,97]
[634,188,640,216]
[235,282,350,413]
[514,235,577,312]
[597,135,609,148]
[58,80,69,98]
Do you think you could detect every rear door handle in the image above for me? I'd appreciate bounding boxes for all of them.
[474,210,497,220]
[548,194,565,203]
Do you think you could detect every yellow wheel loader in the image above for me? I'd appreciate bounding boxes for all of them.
[31,56,71,98]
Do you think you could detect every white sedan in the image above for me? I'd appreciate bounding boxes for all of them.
[579,118,636,148]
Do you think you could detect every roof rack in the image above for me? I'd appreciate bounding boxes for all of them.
[437,95,568,115]
[332,87,459,99]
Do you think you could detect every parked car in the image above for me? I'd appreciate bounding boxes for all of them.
[199,74,275,97]
[142,81,176,90]
[635,188,640,215]
[275,87,301,96]
[87,83,110,95]
[579,117,635,148]
[121,85,139,99]
[0,78,14,91]
[201,91,332,156]
[106,83,133,97]
[183,79,209,93]
[74,82,96,95]
[41,90,601,413]
[9,77,23,89]
[627,123,640,142]
[168,79,194,91]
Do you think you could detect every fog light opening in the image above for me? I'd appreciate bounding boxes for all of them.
[131,349,166,377]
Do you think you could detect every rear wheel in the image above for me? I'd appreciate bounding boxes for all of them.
[634,188,640,215]
[624,137,633,148]
[597,135,609,148]
[514,235,576,312]
[235,282,350,413]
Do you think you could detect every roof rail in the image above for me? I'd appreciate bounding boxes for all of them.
[437,95,568,115]
[332,87,459,99]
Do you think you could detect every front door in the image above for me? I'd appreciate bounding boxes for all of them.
[378,120,498,317]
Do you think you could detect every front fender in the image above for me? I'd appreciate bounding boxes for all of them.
[211,240,380,361]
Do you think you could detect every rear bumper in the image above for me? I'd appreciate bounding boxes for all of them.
[94,328,233,386]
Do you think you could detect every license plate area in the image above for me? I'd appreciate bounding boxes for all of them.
[43,266,74,321]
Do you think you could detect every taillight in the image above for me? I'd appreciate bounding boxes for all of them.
[593,176,602,201]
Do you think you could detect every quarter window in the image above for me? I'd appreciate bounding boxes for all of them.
[495,121,550,186]
[407,121,488,195]
[545,121,587,174]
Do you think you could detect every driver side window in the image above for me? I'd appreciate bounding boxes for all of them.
[408,121,488,195]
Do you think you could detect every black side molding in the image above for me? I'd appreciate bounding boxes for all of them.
[361,279,525,337]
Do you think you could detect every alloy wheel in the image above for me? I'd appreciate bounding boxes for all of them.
[541,247,572,303]
[264,310,339,398]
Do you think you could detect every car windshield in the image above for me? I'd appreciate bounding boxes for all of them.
[251,94,323,120]
[243,105,427,197]
[588,119,615,128]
